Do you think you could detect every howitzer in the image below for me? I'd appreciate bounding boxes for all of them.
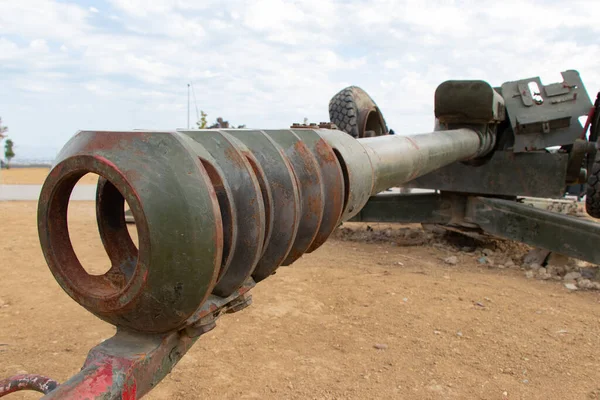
[349,70,600,265]
[1,70,596,398]
[1,102,498,397]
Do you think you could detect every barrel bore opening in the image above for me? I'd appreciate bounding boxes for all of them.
[46,170,140,298]
[332,149,350,214]
[95,176,139,282]
[66,173,133,276]
[199,158,234,280]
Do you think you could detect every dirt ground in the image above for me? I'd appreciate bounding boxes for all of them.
[1,201,600,400]
[0,168,99,185]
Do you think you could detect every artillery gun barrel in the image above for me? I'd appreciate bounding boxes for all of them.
[358,128,487,195]
[32,126,492,399]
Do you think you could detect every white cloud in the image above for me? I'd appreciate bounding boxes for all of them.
[1,0,600,159]
[29,39,49,52]
[384,60,401,69]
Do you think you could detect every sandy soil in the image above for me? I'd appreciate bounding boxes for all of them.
[1,201,600,399]
[0,168,99,185]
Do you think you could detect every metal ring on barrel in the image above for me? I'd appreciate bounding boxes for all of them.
[292,129,345,253]
[265,130,325,265]
[182,130,267,298]
[37,131,224,333]
[225,130,302,282]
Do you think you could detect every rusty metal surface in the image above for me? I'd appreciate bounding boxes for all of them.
[0,374,59,397]
[41,330,197,400]
[30,127,491,398]
[316,128,374,220]
[181,130,266,297]
[38,131,223,333]
[292,129,345,253]
[264,130,325,265]
[225,130,301,282]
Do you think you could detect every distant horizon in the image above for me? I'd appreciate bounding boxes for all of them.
[2,0,599,162]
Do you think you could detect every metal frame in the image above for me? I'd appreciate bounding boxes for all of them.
[351,192,600,264]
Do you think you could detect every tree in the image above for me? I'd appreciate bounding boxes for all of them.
[196,110,208,129]
[0,117,7,140]
[209,117,230,129]
[4,139,14,168]
[196,112,245,130]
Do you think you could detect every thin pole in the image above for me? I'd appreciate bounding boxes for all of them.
[190,82,200,122]
[187,83,190,129]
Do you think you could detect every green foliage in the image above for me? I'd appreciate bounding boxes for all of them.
[196,112,245,130]
[0,117,7,139]
[196,110,208,129]
[4,139,14,168]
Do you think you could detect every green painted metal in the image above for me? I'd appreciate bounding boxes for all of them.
[349,193,451,224]
[469,197,600,264]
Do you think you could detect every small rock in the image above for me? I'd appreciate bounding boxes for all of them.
[434,330,441,335]
[444,256,458,265]
[525,271,534,279]
[523,379,529,384]
[523,248,551,265]
[403,298,409,302]
[592,282,600,291]
[577,278,594,290]
[483,248,495,257]
[475,302,485,308]
[529,263,542,271]
[564,283,578,291]
[477,257,487,264]
[537,268,551,280]
[456,331,463,337]
[564,272,581,281]
[486,258,495,267]
[505,260,515,268]
[580,267,599,280]
[552,265,566,276]
[546,252,570,267]
[373,343,388,350]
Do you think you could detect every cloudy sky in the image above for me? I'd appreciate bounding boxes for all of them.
[1,0,599,160]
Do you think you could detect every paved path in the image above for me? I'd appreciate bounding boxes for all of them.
[0,185,97,201]
[0,185,434,201]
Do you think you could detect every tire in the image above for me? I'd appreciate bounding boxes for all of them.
[585,92,600,217]
[586,152,600,217]
[329,86,389,138]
